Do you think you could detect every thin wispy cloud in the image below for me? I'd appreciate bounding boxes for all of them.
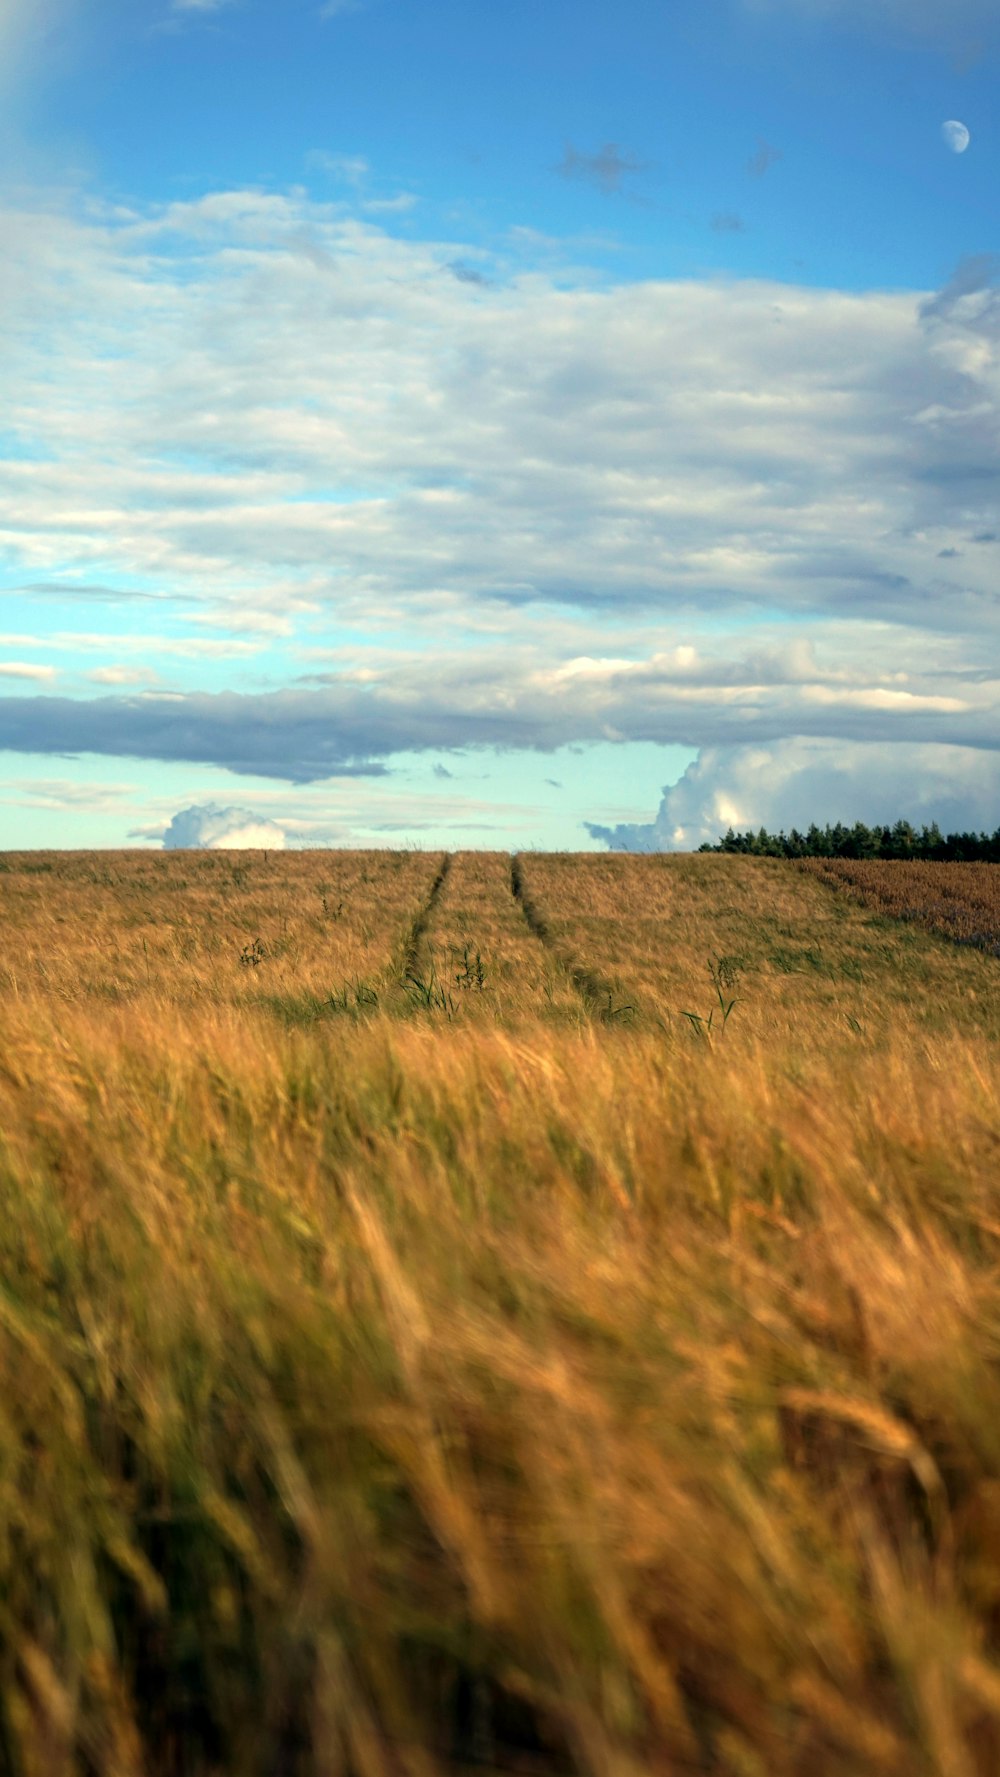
[747,138,782,177]
[88,665,160,686]
[741,0,999,46]
[306,150,371,185]
[0,662,57,682]
[919,252,999,321]
[556,142,648,195]
[9,777,135,808]
[363,192,418,213]
[448,259,491,286]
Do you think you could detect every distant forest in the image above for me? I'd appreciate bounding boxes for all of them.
[699,820,1000,863]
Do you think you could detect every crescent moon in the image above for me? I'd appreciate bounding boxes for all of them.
[942,119,971,154]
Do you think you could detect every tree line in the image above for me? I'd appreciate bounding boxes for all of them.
[698,819,1000,862]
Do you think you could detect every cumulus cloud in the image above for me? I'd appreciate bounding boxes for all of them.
[587,739,1000,851]
[163,804,288,849]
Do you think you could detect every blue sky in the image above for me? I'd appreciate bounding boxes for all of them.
[1,0,997,849]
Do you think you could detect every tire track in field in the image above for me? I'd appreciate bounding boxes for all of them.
[401,852,453,983]
[509,855,636,1024]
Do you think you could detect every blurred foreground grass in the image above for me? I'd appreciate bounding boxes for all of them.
[0,851,999,1775]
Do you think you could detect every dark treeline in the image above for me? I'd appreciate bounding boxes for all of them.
[699,819,1000,863]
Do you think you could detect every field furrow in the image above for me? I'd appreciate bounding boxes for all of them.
[416,850,583,1020]
[0,849,446,1018]
[517,851,1000,1045]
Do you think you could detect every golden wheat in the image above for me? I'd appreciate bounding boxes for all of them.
[0,849,444,1016]
[0,849,998,1775]
[416,850,582,1022]
[518,851,1000,1045]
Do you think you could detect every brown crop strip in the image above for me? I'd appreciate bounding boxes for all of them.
[801,858,1000,957]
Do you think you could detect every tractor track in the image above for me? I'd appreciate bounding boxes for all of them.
[509,854,635,1023]
[401,852,453,983]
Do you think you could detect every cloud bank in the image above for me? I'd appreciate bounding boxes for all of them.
[0,633,994,780]
[2,189,997,637]
[0,186,996,840]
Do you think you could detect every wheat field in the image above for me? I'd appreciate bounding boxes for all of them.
[1,848,999,1776]
[801,857,1000,957]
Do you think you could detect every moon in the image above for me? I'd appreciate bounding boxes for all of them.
[942,119,971,154]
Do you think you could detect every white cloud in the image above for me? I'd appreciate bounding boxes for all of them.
[88,665,159,685]
[0,661,56,681]
[1,186,998,647]
[7,776,136,813]
[162,804,288,849]
[306,150,370,184]
[588,739,1000,851]
[0,184,996,832]
[362,193,419,215]
[122,775,565,849]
